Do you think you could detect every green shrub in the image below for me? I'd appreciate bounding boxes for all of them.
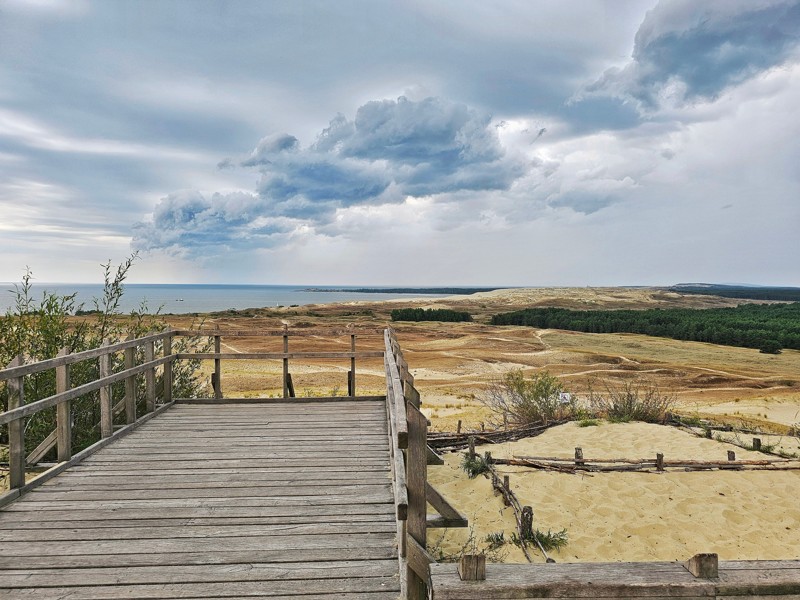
[481,369,570,427]
[461,451,492,478]
[589,381,674,423]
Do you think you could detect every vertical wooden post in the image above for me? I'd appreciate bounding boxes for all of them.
[521,506,533,539]
[457,419,462,434]
[124,335,136,424]
[7,355,26,489]
[727,450,736,461]
[282,330,289,399]
[99,339,113,438]
[575,447,584,466]
[214,325,222,400]
[468,436,476,460]
[350,334,356,397]
[407,402,428,600]
[145,340,156,412]
[56,348,72,462]
[502,475,511,506]
[458,555,486,581]
[752,437,762,451]
[656,453,664,471]
[163,330,173,404]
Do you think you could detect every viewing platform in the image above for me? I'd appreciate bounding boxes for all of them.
[1,327,799,599]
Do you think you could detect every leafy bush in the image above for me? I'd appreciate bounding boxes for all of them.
[391,308,472,322]
[481,369,570,427]
[0,256,209,456]
[589,380,675,423]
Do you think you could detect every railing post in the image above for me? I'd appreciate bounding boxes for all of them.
[163,329,173,404]
[7,355,26,489]
[99,339,113,438]
[350,334,356,397]
[145,339,156,412]
[283,329,289,399]
[124,334,136,424]
[56,348,72,462]
[407,401,428,600]
[214,325,222,400]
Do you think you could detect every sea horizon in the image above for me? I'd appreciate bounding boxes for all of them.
[0,282,497,315]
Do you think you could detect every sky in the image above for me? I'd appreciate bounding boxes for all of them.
[0,0,798,286]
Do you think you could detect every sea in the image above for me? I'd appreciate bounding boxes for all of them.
[0,283,456,315]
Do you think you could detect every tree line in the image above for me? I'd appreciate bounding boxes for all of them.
[490,303,800,353]
[391,308,473,322]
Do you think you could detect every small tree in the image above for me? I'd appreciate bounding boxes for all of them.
[481,369,569,427]
[0,256,209,455]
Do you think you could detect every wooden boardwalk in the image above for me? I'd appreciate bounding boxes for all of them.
[0,400,401,599]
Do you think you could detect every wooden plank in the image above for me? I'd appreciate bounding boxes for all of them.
[0,546,397,570]
[406,401,428,600]
[123,334,136,424]
[55,347,72,461]
[426,481,468,527]
[171,327,385,337]
[0,577,400,599]
[26,428,58,465]
[0,521,398,542]
[6,355,25,489]
[175,351,385,360]
[385,330,408,449]
[175,395,386,405]
[99,340,113,437]
[21,484,392,502]
[0,402,175,508]
[407,534,433,582]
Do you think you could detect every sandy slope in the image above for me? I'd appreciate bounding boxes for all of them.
[428,421,800,563]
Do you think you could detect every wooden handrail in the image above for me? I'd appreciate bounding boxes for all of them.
[0,331,171,381]
[171,328,384,337]
[0,355,172,426]
[175,351,384,360]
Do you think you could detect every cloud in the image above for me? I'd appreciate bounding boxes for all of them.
[134,96,526,255]
[577,0,800,111]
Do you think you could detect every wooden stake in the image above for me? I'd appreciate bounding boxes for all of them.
[752,437,762,451]
[458,555,486,581]
[656,453,664,471]
[521,506,533,539]
[727,450,736,461]
[502,475,511,506]
[685,553,718,578]
[468,436,476,460]
[575,447,584,466]
[457,419,462,434]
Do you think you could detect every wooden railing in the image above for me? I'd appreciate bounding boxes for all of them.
[0,331,175,506]
[384,328,467,600]
[0,327,385,503]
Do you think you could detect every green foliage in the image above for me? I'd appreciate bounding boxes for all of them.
[577,418,600,427]
[461,451,492,478]
[484,531,506,550]
[0,257,209,456]
[490,303,800,352]
[759,340,782,354]
[589,381,674,423]
[512,528,569,552]
[482,369,570,427]
[391,308,473,322]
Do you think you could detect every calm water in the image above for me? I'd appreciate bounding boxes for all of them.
[0,283,454,315]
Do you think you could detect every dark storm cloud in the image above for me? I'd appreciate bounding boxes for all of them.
[580,0,800,109]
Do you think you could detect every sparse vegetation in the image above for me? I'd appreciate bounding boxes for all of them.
[512,528,569,552]
[578,418,600,427]
[481,369,571,427]
[461,451,492,478]
[589,380,675,423]
[0,257,210,456]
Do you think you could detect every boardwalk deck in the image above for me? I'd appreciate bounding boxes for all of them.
[0,400,401,599]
